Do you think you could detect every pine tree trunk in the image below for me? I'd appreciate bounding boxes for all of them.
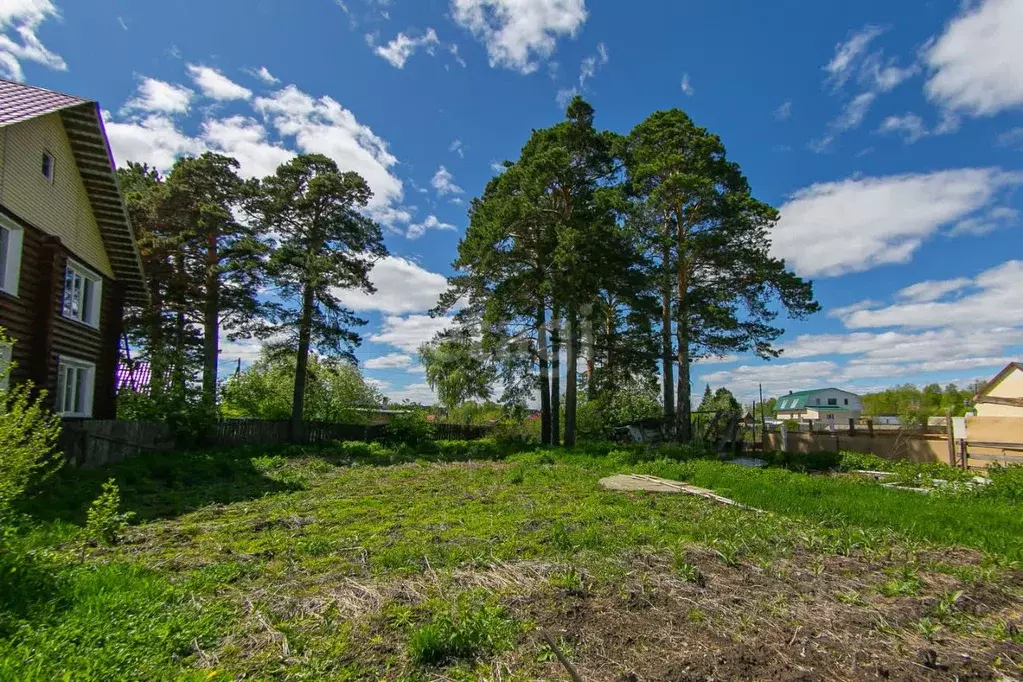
[661,220,675,421]
[564,305,578,447]
[537,304,552,445]
[675,222,692,442]
[550,307,561,446]
[585,312,596,402]
[201,233,219,412]
[292,282,315,441]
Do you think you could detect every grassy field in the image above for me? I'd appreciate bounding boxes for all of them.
[2,442,1022,681]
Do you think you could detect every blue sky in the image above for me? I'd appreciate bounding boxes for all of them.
[3,0,1022,404]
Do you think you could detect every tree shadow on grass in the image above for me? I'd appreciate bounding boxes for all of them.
[18,446,306,526]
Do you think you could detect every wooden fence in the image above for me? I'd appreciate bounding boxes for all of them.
[61,419,175,468]
[763,416,1023,468]
[59,418,495,467]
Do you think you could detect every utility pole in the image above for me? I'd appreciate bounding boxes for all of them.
[759,383,767,449]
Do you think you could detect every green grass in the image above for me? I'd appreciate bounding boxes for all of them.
[1,441,1020,680]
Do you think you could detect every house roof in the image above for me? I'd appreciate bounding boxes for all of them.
[974,362,1023,400]
[0,79,147,304]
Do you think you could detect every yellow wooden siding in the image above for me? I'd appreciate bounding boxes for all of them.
[0,128,5,197]
[0,113,113,278]
[975,368,1023,418]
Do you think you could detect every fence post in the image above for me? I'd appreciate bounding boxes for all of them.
[945,409,955,466]
[866,419,874,455]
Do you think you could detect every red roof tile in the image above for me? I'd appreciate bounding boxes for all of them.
[0,78,90,125]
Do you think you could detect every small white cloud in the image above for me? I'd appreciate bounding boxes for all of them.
[450,139,465,158]
[491,160,508,173]
[578,41,608,89]
[249,66,280,85]
[407,215,456,240]
[365,353,415,369]
[123,77,194,114]
[555,86,579,108]
[774,100,792,120]
[877,112,928,144]
[451,0,587,74]
[186,64,253,101]
[680,72,694,96]
[117,16,128,31]
[374,28,440,69]
[824,25,885,91]
[948,206,1019,236]
[431,166,464,195]
[996,126,1023,150]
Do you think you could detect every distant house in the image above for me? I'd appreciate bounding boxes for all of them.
[872,414,901,426]
[973,362,1023,418]
[774,388,862,425]
[0,79,146,418]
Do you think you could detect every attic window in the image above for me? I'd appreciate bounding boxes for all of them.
[42,151,55,183]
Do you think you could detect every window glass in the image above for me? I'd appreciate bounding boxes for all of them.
[56,358,94,416]
[42,152,54,181]
[62,262,102,327]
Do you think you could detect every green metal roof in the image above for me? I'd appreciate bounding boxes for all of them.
[775,388,856,412]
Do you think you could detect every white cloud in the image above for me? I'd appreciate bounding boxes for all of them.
[450,139,465,157]
[104,114,205,170]
[877,112,928,144]
[896,278,971,303]
[693,354,739,365]
[431,166,464,195]
[373,28,440,68]
[364,353,414,369]
[772,168,1023,277]
[810,91,876,152]
[0,0,65,81]
[824,25,885,91]
[924,0,1023,116]
[407,215,457,240]
[680,72,694,96]
[781,327,1018,364]
[123,77,194,114]
[451,0,587,74]
[385,382,437,404]
[201,116,293,179]
[336,256,449,315]
[774,100,791,121]
[701,361,839,399]
[578,41,608,88]
[254,85,408,227]
[839,260,1023,330]
[555,86,578,108]
[491,160,508,173]
[948,206,1019,236]
[186,64,253,101]
[250,66,280,85]
[996,126,1023,150]
[219,335,267,366]
[370,314,455,353]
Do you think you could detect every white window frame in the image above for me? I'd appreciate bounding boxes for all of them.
[0,343,11,391]
[62,260,103,328]
[56,356,95,418]
[42,150,55,183]
[0,216,24,296]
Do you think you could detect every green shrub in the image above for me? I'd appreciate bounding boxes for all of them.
[985,464,1023,503]
[407,597,516,666]
[0,330,62,513]
[384,410,436,446]
[85,480,135,546]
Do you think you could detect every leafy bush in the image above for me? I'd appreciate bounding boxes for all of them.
[0,330,62,512]
[85,480,135,546]
[985,464,1023,503]
[407,596,516,666]
[384,410,436,446]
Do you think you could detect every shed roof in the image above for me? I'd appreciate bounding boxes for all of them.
[0,79,146,304]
